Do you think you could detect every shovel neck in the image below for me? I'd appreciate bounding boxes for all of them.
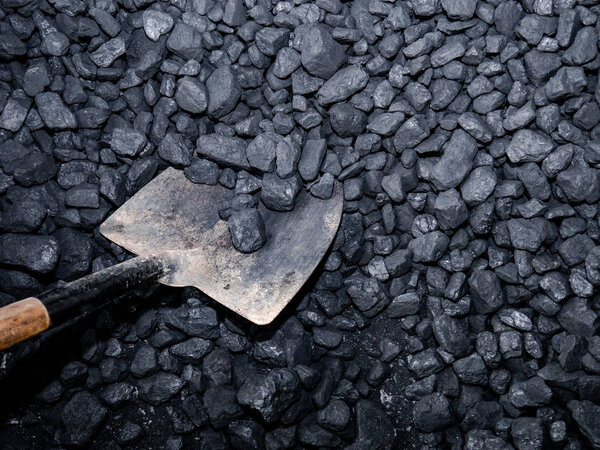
[38,255,168,326]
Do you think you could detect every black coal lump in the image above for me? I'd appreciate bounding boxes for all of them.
[228,208,267,253]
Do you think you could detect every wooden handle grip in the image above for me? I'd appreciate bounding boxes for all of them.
[0,298,51,351]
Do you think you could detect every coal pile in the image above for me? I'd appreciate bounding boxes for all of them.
[1,0,600,448]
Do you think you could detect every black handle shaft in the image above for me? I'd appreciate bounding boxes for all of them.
[38,255,169,326]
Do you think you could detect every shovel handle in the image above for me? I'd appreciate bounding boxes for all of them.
[0,255,169,351]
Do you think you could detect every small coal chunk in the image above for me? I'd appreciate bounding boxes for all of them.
[557,297,599,337]
[89,37,126,68]
[507,218,548,252]
[508,376,553,408]
[434,189,468,230]
[298,139,326,182]
[468,270,504,314]
[298,418,341,447]
[433,314,472,357]
[310,173,334,199]
[246,132,282,173]
[408,231,449,263]
[430,130,477,190]
[228,209,267,253]
[329,103,367,137]
[130,345,158,378]
[65,183,99,208]
[54,228,92,280]
[0,234,59,273]
[556,162,600,204]
[316,399,350,431]
[452,354,488,385]
[227,419,265,450]
[170,337,213,363]
[117,422,142,446]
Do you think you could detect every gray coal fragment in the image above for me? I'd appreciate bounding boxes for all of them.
[228,208,267,253]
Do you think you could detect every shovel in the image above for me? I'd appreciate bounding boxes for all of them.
[0,168,343,350]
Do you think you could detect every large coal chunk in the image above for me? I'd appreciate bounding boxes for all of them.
[206,66,241,119]
[228,209,267,253]
[430,130,477,190]
[166,23,203,60]
[137,372,183,406]
[60,392,107,447]
[468,270,504,314]
[294,23,346,80]
[237,368,301,422]
[355,400,395,448]
[196,134,249,170]
[53,228,93,280]
[158,132,192,167]
[0,234,59,273]
[413,393,452,432]
[506,129,554,163]
[317,66,369,105]
[567,400,600,449]
[261,173,301,212]
[35,92,76,130]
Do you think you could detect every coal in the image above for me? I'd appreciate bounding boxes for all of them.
[35,92,76,130]
[0,234,59,273]
[206,66,241,119]
[196,134,249,169]
[413,393,452,432]
[506,130,554,163]
[228,208,267,253]
[237,368,300,422]
[137,372,183,406]
[60,392,107,446]
[110,128,148,157]
[295,24,345,80]
[142,10,174,42]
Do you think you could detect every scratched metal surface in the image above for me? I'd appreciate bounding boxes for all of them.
[100,168,343,324]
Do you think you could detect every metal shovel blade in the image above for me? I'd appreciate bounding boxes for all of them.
[99,168,343,325]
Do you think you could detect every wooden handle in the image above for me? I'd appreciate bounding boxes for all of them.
[0,255,168,351]
[0,298,51,350]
